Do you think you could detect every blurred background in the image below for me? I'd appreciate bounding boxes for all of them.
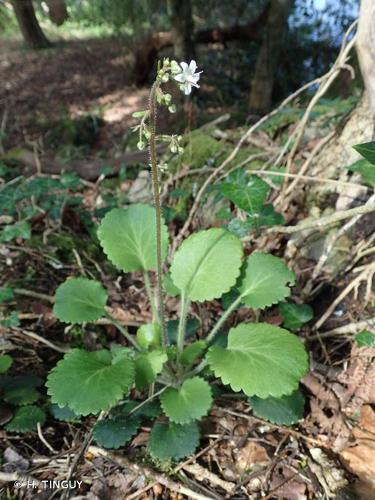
[0,0,360,157]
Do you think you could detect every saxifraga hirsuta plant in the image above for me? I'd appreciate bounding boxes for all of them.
[46,59,308,461]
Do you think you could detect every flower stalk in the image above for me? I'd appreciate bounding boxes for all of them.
[149,81,167,344]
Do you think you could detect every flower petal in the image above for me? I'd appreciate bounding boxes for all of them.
[174,74,185,83]
[187,74,200,84]
[189,60,197,73]
[183,82,192,95]
[180,62,189,71]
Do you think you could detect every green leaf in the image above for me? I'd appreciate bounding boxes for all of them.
[93,416,140,449]
[134,350,167,390]
[148,421,200,460]
[46,348,135,415]
[249,389,305,425]
[347,159,375,187]
[220,174,269,214]
[164,273,180,297]
[50,404,80,422]
[2,375,42,404]
[5,405,46,432]
[180,341,207,366]
[160,377,212,424]
[167,318,199,344]
[1,311,20,327]
[239,253,295,309]
[279,302,313,330]
[53,278,107,324]
[4,385,40,405]
[207,323,308,398]
[0,287,14,303]
[97,205,169,272]
[170,228,243,302]
[353,141,375,165]
[0,355,13,374]
[115,400,161,419]
[355,331,375,348]
[228,205,284,236]
[0,221,31,243]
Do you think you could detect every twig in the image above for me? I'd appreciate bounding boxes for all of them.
[13,288,54,303]
[314,262,375,330]
[87,446,216,500]
[218,407,328,448]
[37,423,57,454]
[303,193,375,296]
[10,327,69,353]
[249,165,364,190]
[277,22,358,202]
[265,203,375,234]
[307,317,375,341]
[282,130,336,197]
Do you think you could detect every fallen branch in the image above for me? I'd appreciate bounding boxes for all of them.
[266,203,375,235]
[87,446,216,500]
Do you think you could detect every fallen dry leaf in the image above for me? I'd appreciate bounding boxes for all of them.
[340,405,375,487]
[235,440,269,474]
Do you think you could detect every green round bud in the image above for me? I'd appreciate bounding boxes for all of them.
[137,323,162,349]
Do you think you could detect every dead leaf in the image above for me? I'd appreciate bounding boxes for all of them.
[235,441,269,474]
[340,405,375,486]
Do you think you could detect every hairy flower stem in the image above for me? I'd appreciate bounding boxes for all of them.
[177,292,190,353]
[143,271,159,323]
[149,82,167,344]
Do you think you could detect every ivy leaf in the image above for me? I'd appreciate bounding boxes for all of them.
[50,404,80,422]
[46,348,135,415]
[170,228,243,302]
[53,278,107,324]
[160,377,212,424]
[355,331,375,348]
[97,205,169,272]
[93,416,140,449]
[247,204,285,228]
[0,355,13,374]
[279,302,313,330]
[238,253,295,309]
[0,221,31,243]
[148,421,200,461]
[228,205,284,236]
[207,323,308,398]
[249,389,305,425]
[134,350,167,390]
[0,287,14,303]
[6,405,46,432]
[353,141,375,165]
[220,174,269,214]
[180,341,207,366]
[347,159,375,187]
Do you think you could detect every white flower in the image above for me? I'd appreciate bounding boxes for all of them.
[173,60,202,95]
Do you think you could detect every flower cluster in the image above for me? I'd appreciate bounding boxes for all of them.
[133,58,202,156]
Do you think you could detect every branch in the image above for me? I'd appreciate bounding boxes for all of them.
[266,203,375,234]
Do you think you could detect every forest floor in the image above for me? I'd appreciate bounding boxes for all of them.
[1,37,375,500]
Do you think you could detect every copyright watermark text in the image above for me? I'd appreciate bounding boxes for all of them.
[14,479,82,490]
